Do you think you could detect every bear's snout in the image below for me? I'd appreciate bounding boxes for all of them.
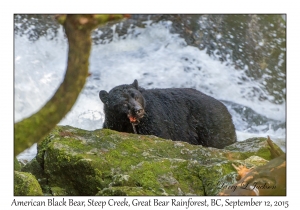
[127,104,145,125]
[128,107,144,119]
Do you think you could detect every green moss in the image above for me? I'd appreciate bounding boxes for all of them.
[171,161,203,195]
[99,128,119,136]
[97,186,157,196]
[44,138,106,195]
[21,157,46,189]
[14,171,43,196]
[198,161,237,195]
[51,186,68,196]
[14,158,21,171]
[32,125,284,196]
[224,137,276,160]
[244,156,269,166]
[256,147,273,160]
[36,127,61,166]
[133,164,160,189]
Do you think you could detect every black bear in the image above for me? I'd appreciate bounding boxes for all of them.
[99,80,236,148]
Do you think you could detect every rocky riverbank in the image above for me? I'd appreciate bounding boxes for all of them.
[15,125,284,196]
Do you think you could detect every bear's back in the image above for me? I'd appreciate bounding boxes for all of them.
[137,88,236,148]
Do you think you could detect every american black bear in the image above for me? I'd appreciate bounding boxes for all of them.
[99,80,236,148]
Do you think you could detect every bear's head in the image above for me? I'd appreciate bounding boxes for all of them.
[99,79,145,125]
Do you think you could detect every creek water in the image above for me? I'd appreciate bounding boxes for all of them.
[14,15,286,161]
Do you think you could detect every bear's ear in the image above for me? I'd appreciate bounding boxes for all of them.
[132,79,139,90]
[99,90,109,104]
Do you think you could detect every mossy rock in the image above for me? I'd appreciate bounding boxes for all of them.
[97,186,157,196]
[21,157,50,194]
[50,186,68,196]
[14,158,22,171]
[224,137,279,160]
[22,158,44,179]
[14,171,43,196]
[24,125,283,196]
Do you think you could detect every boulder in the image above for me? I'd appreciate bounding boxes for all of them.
[14,171,43,196]
[22,125,284,196]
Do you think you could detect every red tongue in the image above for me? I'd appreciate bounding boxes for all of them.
[129,116,137,123]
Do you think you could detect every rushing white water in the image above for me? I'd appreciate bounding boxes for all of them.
[15,20,286,161]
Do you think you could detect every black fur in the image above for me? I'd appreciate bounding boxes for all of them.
[99,80,237,148]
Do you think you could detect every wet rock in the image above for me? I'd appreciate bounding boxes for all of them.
[14,171,43,196]
[21,125,284,196]
[14,158,22,171]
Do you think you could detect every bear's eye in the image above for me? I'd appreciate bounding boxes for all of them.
[130,93,135,98]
